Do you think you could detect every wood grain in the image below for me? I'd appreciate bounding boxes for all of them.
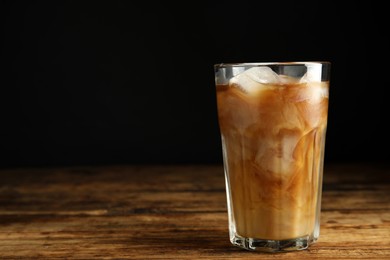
[0,163,389,259]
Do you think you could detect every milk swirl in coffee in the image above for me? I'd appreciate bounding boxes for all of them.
[216,64,329,243]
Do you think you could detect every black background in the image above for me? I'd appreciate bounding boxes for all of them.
[1,1,389,168]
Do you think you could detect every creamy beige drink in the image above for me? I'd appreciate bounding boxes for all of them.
[215,63,330,251]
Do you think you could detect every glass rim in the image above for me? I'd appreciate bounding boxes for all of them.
[214,61,331,69]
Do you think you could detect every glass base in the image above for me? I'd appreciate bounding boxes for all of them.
[231,234,315,253]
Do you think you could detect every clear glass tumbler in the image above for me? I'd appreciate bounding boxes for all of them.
[214,62,330,252]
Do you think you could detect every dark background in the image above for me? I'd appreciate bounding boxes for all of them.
[1,0,389,168]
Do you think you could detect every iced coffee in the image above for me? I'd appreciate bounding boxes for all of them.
[215,62,330,252]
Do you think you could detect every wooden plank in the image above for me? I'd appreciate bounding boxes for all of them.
[0,164,389,259]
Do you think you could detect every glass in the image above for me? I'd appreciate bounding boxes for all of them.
[214,62,330,252]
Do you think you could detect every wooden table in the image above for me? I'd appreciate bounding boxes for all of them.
[0,163,389,259]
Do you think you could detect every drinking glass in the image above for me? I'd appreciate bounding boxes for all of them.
[214,62,330,252]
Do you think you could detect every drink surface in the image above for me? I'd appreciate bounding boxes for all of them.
[216,67,329,240]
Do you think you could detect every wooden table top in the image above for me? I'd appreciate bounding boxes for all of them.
[0,163,389,259]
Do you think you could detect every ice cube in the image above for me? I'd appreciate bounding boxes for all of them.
[300,63,322,83]
[297,82,329,104]
[232,67,246,77]
[229,67,280,94]
[254,129,301,176]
